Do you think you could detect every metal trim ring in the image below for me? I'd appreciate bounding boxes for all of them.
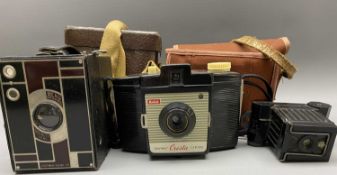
[6,88,20,101]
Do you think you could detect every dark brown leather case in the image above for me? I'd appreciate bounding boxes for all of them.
[65,26,162,75]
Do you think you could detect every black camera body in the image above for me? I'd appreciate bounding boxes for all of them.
[0,53,113,173]
[113,64,242,156]
[247,101,337,162]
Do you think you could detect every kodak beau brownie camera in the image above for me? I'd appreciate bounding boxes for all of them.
[0,51,114,173]
[113,63,242,156]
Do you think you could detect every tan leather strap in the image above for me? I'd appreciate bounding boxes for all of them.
[99,20,128,78]
[233,36,297,79]
[142,60,160,74]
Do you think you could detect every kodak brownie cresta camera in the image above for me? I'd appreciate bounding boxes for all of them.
[113,64,242,156]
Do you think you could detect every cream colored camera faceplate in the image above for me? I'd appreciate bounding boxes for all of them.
[143,92,210,154]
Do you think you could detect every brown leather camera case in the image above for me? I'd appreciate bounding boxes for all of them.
[166,37,291,128]
[65,26,162,75]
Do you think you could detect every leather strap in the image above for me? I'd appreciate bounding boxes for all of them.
[142,60,160,74]
[99,20,128,78]
[233,36,297,79]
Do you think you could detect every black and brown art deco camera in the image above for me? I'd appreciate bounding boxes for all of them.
[113,63,242,156]
[0,51,113,173]
[247,101,337,162]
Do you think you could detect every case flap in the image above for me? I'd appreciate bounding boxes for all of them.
[167,37,290,55]
[65,26,162,52]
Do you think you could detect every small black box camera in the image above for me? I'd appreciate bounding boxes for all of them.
[113,64,242,156]
[0,53,113,173]
[247,101,337,162]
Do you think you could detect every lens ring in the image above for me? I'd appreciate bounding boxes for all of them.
[6,88,20,101]
[159,102,196,138]
[298,136,316,153]
[33,103,63,132]
[166,110,189,133]
[3,65,16,79]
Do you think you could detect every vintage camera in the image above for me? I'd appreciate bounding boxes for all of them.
[0,52,113,173]
[113,64,242,156]
[247,101,337,162]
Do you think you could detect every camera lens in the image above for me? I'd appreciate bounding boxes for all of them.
[167,113,189,133]
[298,136,326,154]
[159,102,196,137]
[303,138,312,149]
[33,103,63,132]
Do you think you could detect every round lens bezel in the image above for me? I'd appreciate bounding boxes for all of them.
[6,88,20,101]
[159,102,196,138]
[166,109,190,134]
[33,103,63,132]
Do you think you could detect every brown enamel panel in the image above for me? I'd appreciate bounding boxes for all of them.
[24,61,58,93]
[61,69,84,76]
[40,140,70,168]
